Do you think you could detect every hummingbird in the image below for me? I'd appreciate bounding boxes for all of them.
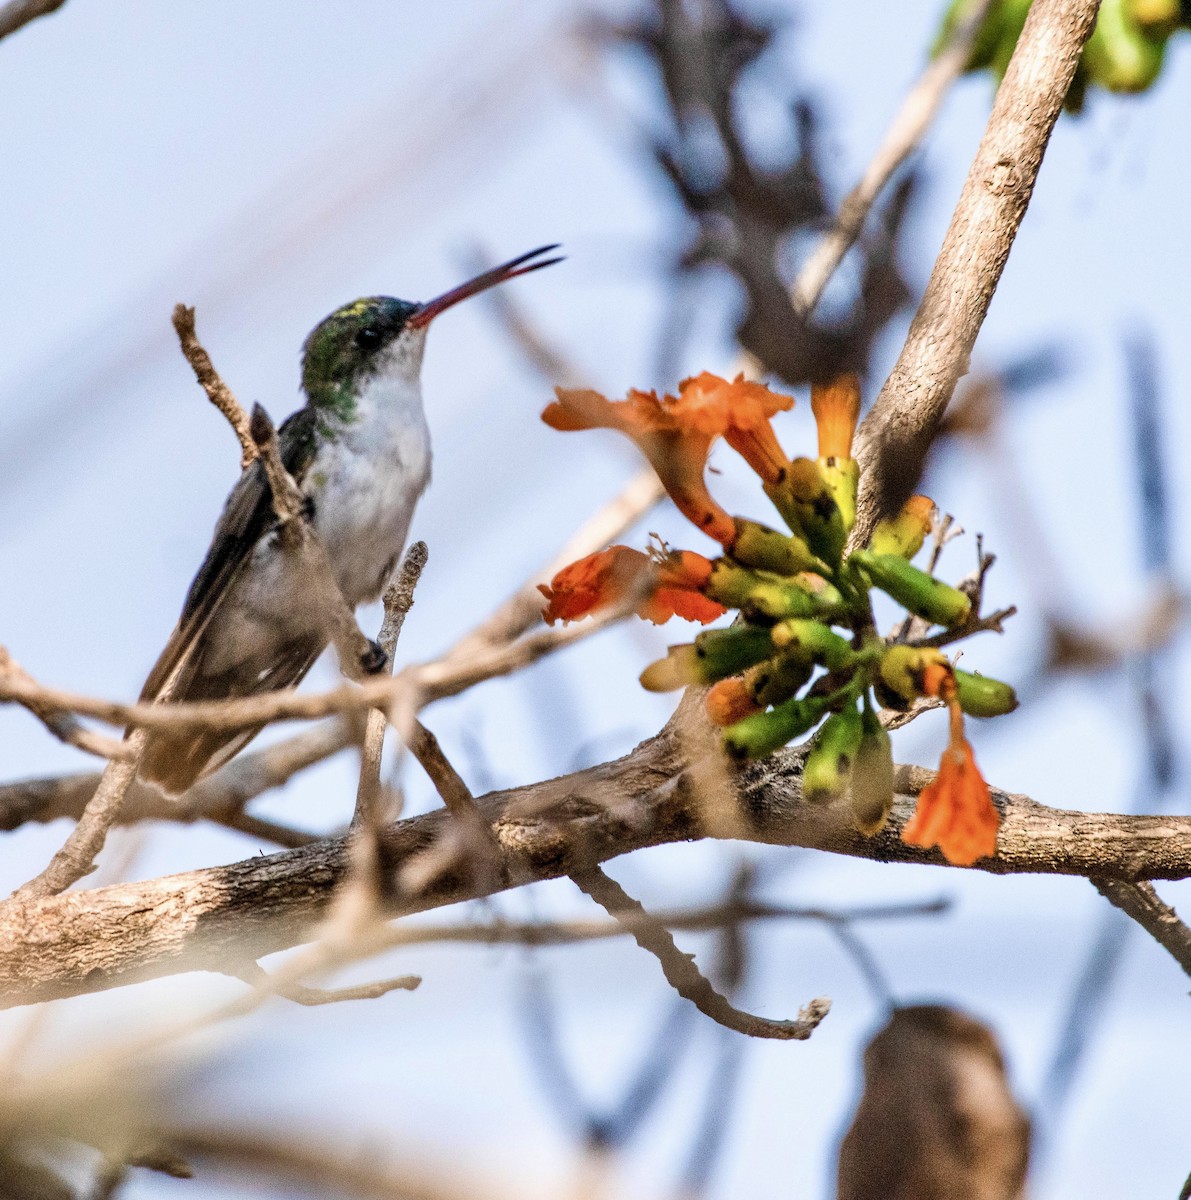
[138,244,561,794]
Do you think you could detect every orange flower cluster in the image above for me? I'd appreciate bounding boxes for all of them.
[537,367,1009,869]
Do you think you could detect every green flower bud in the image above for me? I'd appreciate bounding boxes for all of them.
[744,647,814,708]
[763,458,847,565]
[876,644,951,708]
[722,693,832,761]
[867,496,935,560]
[953,669,1018,717]
[742,575,846,623]
[639,625,775,692]
[1085,0,1166,91]
[850,706,894,835]
[802,702,864,802]
[819,457,859,535]
[850,550,972,628]
[731,518,821,576]
[771,618,856,671]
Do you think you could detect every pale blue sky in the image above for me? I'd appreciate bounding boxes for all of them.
[1,3,1189,1197]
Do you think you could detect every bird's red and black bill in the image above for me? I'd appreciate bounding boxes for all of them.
[406,244,562,329]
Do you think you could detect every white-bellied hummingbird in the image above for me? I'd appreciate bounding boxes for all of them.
[138,244,561,793]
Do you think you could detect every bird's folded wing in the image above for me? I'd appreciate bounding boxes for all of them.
[138,406,320,703]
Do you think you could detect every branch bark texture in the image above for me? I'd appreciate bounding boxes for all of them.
[852,0,1101,540]
[2,727,1189,1009]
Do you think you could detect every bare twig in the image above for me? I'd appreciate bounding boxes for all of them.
[0,603,633,737]
[354,542,429,830]
[233,960,421,1006]
[1091,878,1191,980]
[371,897,950,950]
[791,0,997,315]
[0,0,66,42]
[570,865,830,1040]
[171,305,257,469]
[9,730,147,901]
[0,647,132,761]
[160,1128,509,1200]
[852,0,1102,542]
[217,809,318,849]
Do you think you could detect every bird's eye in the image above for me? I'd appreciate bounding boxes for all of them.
[355,327,382,351]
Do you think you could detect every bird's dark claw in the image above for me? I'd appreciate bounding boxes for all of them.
[360,639,388,675]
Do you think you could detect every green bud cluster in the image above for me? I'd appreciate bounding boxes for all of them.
[639,434,1017,838]
[935,0,1185,112]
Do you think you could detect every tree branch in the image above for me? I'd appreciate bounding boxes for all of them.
[852,0,1102,541]
[0,0,66,42]
[1091,878,1191,979]
[2,728,1189,1009]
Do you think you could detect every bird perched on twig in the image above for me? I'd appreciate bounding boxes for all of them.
[138,245,561,793]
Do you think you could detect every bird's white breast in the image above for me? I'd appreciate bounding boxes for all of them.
[304,371,432,607]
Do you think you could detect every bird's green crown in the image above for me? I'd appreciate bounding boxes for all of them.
[301,296,420,421]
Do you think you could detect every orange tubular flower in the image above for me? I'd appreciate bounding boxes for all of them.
[810,374,861,460]
[901,665,999,865]
[649,550,727,625]
[542,374,793,546]
[901,739,998,866]
[538,546,725,627]
[676,372,794,483]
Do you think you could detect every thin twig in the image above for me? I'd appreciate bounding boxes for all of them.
[852,0,1102,542]
[0,603,631,737]
[171,305,257,469]
[0,647,132,761]
[1091,878,1191,980]
[0,0,66,41]
[9,731,147,901]
[354,542,429,830]
[791,0,997,315]
[217,809,318,849]
[569,865,830,1041]
[232,960,420,1007]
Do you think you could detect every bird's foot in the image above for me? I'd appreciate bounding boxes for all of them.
[359,639,389,675]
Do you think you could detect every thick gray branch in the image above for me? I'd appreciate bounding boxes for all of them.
[1,729,1189,1009]
[852,0,1101,540]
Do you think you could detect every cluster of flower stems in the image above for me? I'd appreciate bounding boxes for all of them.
[536,372,1016,867]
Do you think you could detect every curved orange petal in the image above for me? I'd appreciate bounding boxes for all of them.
[677,373,794,482]
[641,587,727,625]
[901,740,999,866]
[810,374,861,460]
[538,546,651,626]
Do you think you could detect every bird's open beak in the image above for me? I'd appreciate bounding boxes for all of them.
[406,244,563,329]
